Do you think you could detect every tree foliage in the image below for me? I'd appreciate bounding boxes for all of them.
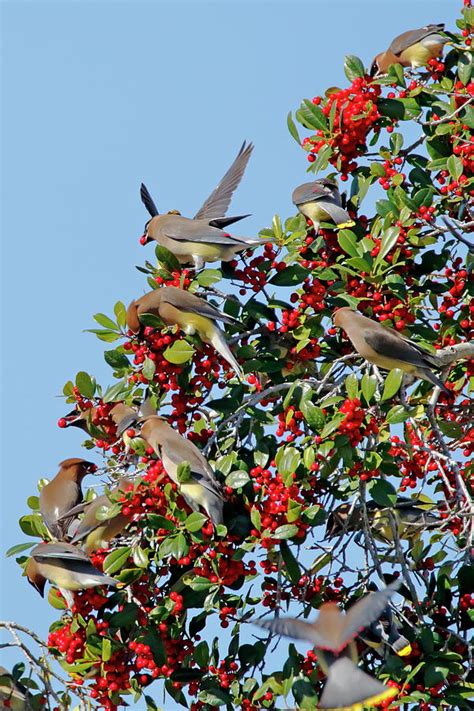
[6,4,474,710]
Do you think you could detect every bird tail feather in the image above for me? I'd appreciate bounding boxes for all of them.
[209,328,244,380]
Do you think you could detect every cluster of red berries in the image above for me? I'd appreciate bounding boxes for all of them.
[338,398,379,446]
[303,78,384,176]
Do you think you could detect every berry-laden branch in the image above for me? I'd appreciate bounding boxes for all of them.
[8,3,474,711]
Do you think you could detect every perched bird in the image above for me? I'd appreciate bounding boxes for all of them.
[67,478,133,553]
[39,458,97,540]
[140,416,224,526]
[333,307,450,394]
[326,498,442,544]
[361,608,412,658]
[127,286,244,379]
[25,542,118,608]
[370,24,448,76]
[292,178,354,230]
[140,142,265,269]
[253,583,400,710]
[60,399,154,437]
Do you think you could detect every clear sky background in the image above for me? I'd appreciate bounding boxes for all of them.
[1,0,460,695]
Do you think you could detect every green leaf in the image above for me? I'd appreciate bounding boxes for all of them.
[103,546,131,575]
[377,226,399,262]
[155,245,180,271]
[361,373,377,404]
[183,575,214,592]
[93,313,118,330]
[287,111,301,144]
[337,229,361,258]
[102,379,130,403]
[102,638,112,662]
[386,404,413,424]
[369,479,397,508]
[6,542,34,558]
[48,588,67,610]
[137,312,164,329]
[195,269,222,287]
[458,52,472,86]
[302,99,328,131]
[185,512,208,533]
[104,349,130,369]
[345,373,359,399]
[275,446,301,477]
[274,524,298,540]
[270,265,310,286]
[301,401,325,430]
[75,371,95,398]
[447,155,464,180]
[390,132,404,156]
[114,301,127,328]
[280,541,301,583]
[163,340,195,364]
[142,356,156,380]
[226,470,250,489]
[343,55,365,81]
[177,461,192,483]
[381,368,404,400]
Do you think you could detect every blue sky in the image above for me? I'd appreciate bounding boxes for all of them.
[1,0,459,690]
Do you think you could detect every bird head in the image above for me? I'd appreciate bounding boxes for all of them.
[140,220,153,246]
[333,307,355,328]
[25,559,46,598]
[325,503,352,537]
[58,408,90,431]
[369,54,384,77]
[59,458,98,481]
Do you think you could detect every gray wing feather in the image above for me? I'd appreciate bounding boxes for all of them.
[364,328,440,369]
[292,181,334,206]
[163,287,240,326]
[194,141,254,220]
[390,24,445,55]
[253,617,332,648]
[31,542,90,562]
[164,217,246,246]
[316,200,353,226]
[341,582,400,645]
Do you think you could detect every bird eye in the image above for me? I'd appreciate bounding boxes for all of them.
[369,61,378,77]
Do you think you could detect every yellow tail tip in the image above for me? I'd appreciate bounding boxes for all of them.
[397,644,412,657]
[337,220,356,229]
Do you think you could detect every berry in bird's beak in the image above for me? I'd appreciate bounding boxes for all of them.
[139,234,149,245]
[86,462,98,473]
[57,418,67,428]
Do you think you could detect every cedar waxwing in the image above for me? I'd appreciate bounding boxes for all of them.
[139,142,265,269]
[361,609,412,658]
[326,498,442,544]
[61,400,153,437]
[370,24,447,76]
[25,542,118,607]
[39,458,97,540]
[127,286,244,379]
[140,416,224,526]
[0,667,30,710]
[68,478,133,553]
[333,307,450,394]
[292,178,355,230]
[253,583,400,710]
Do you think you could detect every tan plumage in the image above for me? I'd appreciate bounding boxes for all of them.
[69,478,133,553]
[333,307,449,394]
[253,583,400,710]
[127,286,244,379]
[39,458,96,539]
[140,416,224,526]
[25,542,118,607]
[371,24,447,76]
[292,178,354,230]
[139,142,266,269]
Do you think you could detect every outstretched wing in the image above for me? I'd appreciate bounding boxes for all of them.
[194,141,254,220]
[253,617,332,648]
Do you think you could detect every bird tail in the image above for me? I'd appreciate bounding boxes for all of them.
[209,214,251,229]
[318,200,355,229]
[417,367,450,395]
[209,328,244,380]
[319,656,397,710]
[205,493,224,527]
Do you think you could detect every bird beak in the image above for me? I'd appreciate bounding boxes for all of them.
[61,410,84,427]
[85,461,98,473]
[139,233,151,245]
